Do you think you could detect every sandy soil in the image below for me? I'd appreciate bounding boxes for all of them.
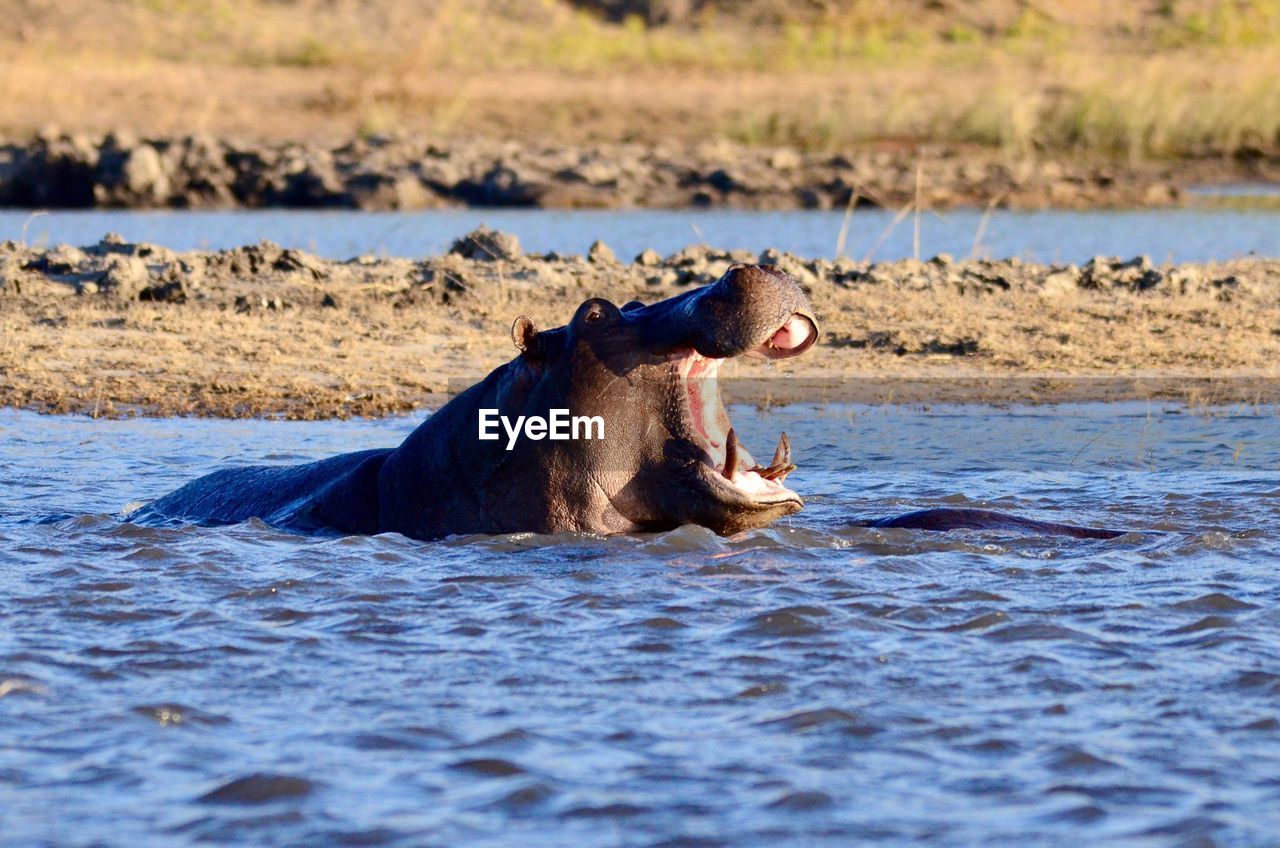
[2,230,1277,417]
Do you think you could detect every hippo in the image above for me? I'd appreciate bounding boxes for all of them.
[138,264,1123,541]
[860,508,1122,539]
[139,264,819,538]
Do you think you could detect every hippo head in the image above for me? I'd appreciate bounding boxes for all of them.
[496,264,818,535]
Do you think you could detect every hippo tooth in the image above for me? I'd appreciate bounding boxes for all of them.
[762,463,797,483]
[755,461,796,481]
[723,428,739,480]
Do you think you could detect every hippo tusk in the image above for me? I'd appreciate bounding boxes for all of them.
[750,432,796,482]
[771,432,790,468]
[723,428,739,480]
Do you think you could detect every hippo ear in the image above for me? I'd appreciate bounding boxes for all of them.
[512,315,539,356]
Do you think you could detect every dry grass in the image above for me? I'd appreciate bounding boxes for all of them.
[1,0,1278,157]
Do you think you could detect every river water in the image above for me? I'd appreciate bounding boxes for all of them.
[3,401,1279,845]
[4,206,1279,263]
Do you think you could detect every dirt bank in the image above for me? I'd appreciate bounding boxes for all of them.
[1,229,1277,418]
[4,132,1263,211]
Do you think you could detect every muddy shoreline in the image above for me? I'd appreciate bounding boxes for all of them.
[4,133,1275,212]
[2,229,1277,418]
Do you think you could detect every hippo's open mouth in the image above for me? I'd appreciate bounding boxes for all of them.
[674,312,816,511]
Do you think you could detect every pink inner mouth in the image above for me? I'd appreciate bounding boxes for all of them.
[678,351,794,499]
[769,315,813,351]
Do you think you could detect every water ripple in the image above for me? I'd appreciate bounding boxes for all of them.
[3,403,1280,845]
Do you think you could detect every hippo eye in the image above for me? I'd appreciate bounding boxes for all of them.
[577,298,620,327]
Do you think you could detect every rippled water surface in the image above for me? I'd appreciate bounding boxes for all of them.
[3,402,1279,846]
[4,207,1279,263]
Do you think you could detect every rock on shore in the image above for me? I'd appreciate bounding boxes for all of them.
[0,131,1199,211]
[2,229,1277,417]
